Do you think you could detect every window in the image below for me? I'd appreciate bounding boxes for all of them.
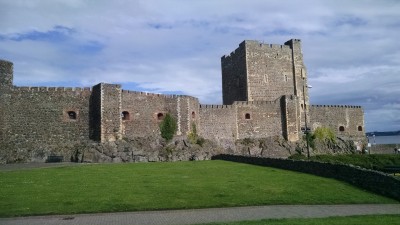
[339,126,345,132]
[245,113,251,120]
[358,126,363,131]
[122,111,130,121]
[67,111,77,120]
[157,113,164,120]
[191,111,196,119]
[263,74,268,84]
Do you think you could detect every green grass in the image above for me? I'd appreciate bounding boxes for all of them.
[289,154,400,171]
[196,215,400,225]
[0,160,397,217]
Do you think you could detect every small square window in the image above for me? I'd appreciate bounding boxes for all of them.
[122,111,130,121]
[68,111,77,120]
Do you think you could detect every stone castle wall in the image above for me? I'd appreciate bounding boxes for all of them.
[310,105,365,138]
[2,86,92,162]
[0,38,367,163]
[221,41,248,105]
[121,90,199,139]
[198,104,236,144]
[235,100,283,139]
[198,96,299,144]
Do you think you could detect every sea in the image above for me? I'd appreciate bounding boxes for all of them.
[367,135,400,145]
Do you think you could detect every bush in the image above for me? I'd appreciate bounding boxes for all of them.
[305,132,316,149]
[188,123,198,144]
[196,137,205,147]
[291,154,400,171]
[313,127,336,144]
[159,113,177,141]
[304,127,336,150]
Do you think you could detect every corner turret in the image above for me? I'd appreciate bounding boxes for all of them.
[0,59,13,90]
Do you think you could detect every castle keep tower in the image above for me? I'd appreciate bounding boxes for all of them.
[221,39,310,128]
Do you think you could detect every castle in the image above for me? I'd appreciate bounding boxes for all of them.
[0,39,365,163]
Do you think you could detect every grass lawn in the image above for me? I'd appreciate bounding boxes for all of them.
[0,160,397,217]
[196,215,400,225]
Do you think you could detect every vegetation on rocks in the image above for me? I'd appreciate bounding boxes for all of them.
[299,127,360,155]
[159,113,177,141]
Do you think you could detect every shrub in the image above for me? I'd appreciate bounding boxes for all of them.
[159,113,177,141]
[304,132,316,149]
[241,138,254,145]
[304,127,337,150]
[188,123,198,144]
[196,137,205,147]
[313,127,336,144]
[291,154,400,171]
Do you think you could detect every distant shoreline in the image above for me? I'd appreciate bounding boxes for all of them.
[366,131,400,136]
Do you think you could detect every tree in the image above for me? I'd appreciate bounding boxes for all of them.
[159,113,177,141]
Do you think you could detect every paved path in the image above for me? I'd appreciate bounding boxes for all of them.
[1,204,399,225]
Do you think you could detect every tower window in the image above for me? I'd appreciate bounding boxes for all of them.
[358,126,363,131]
[157,113,164,120]
[67,111,77,120]
[122,111,130,121]
[191,111,196,119]
[68,111,76,120]
[245,113,251,120]
[339,126,345,132]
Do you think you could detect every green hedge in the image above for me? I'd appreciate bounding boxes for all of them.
[289,154,400,171]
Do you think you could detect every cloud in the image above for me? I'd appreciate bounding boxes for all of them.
[1,0,400,132]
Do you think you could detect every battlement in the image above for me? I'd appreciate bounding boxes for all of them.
[234,100,278,105]
[221,47,245,60]
[121,89,198,101]
[311,105,362,109]
[12,86,92,93]
[222,40,294,60]
[200,104,234,109]
[244,40,291,50]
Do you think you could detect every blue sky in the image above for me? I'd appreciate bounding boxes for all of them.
[1,0,400,132]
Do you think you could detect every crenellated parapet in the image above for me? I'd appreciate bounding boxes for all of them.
[121,89,194,98]
[13,86,92,93]
[199,104,234,109]
[234,100,279,105]
[311,105,362,109]
[310,104,365,137]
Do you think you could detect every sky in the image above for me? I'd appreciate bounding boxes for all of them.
[0,0,399,132]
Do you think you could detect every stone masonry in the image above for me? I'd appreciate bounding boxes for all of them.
[0,39,365,163]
